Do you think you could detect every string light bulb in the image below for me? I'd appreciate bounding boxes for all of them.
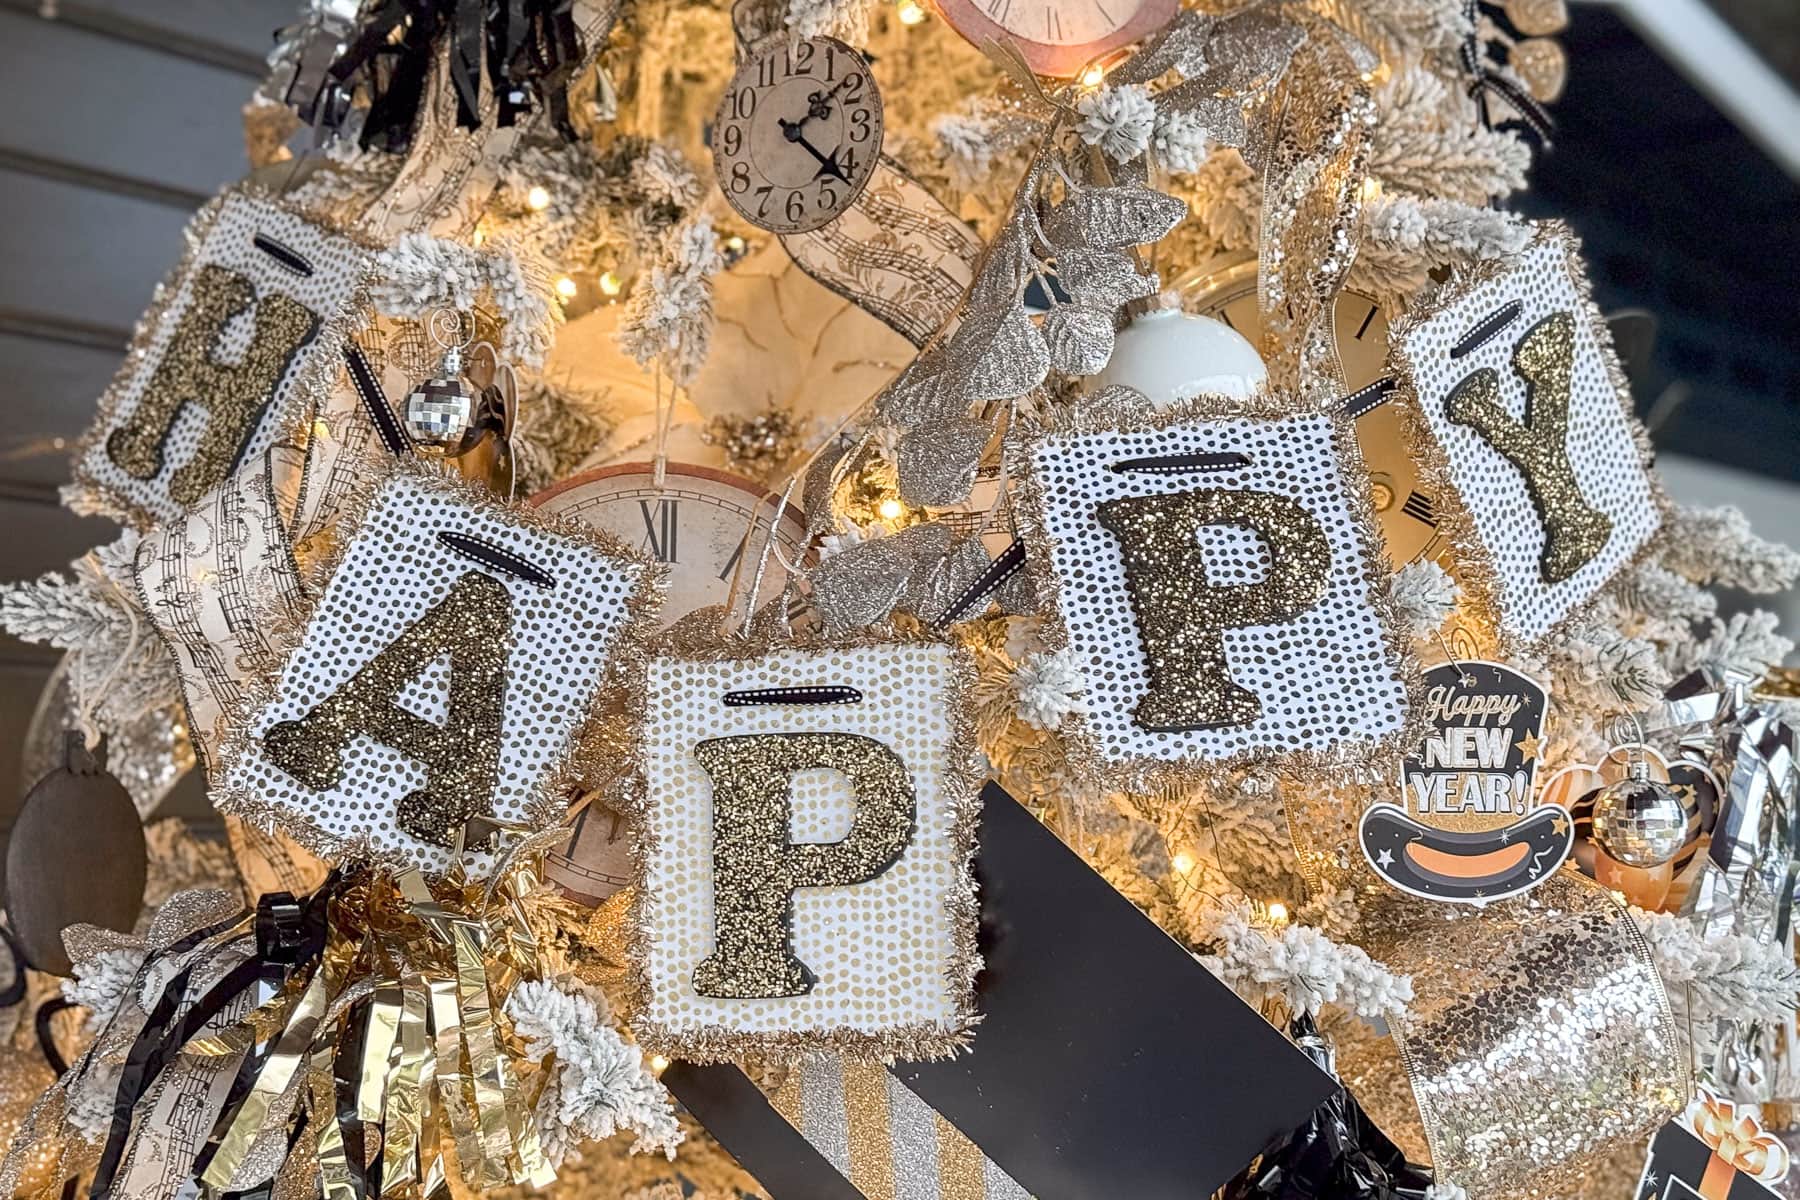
[1171,851,1196,874]
[1265,900,1289,925]
[877,498,905,520]
[650,1055,670,1075]
[526,184,552,211]
[898,0,926,24]
[1080,62,1106,87]
[555,275,579,299]
[599,270,623,297]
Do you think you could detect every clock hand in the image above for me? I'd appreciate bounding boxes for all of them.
[806,75,854,122]
[789,131,849,181]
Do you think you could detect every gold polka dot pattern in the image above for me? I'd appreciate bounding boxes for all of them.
[73,190,373,526]
[637,642,979,1061]
[217,471,653,876]
[1023,409,1410,777]
[1394,224,1662,645]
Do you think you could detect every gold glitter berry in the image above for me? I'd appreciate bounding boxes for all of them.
[108,264,320,507]
[262,570,513,850]
[1097,488,1331,732]
[691,731,917,999]
[1445,311,1612,584]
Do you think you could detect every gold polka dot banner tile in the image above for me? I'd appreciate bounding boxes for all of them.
[212,465,662,877]
[631,637,983,1062]
[1387,222,1668,648]
[70,187,377,527]
[1012,393,1416,789]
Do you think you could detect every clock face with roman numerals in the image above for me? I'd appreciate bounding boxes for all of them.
[528,462,809,627]
[713,36,884,234]
[1179,258,1446,570]
[932,0,1177,78]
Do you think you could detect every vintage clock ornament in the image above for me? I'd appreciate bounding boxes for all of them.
[529,461,808,902]
[931,0,1178,78]
[1181,258,1444,570]
[713,36,884,234]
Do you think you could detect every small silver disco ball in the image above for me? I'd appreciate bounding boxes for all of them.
[1590,777,1687,868]
[403,376,479,455]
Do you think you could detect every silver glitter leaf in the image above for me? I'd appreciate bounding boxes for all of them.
[1155,80,1251,147]
[1044,186,1187,251]
[904,534,994,625]
[807,538,914,634]
[897,416,993,507]
[970,220,1035,310]
[994,557,1039,615]
[802,439,850,537]
[877,357,958,427]
[1042,305,1117,377]
[1200,9,1306,94]
[1055,248,1160,310]
[951,305,1050,403]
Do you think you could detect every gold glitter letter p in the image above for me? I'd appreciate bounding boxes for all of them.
[1445,312,1613,583]
[1098,489,1331,732]
[107,265,320,507]
[691,733,916,999]
[262,571,512,849]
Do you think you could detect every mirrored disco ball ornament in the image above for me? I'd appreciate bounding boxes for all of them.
[1590,776,1686,867]
[404,344,480,455]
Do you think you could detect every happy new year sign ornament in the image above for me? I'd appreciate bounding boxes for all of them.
[1361,660,1572,903]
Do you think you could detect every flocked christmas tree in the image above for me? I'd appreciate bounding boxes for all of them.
[1,1,1798,1199]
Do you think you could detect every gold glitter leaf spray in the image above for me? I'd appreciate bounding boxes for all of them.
[1097,488,1332,731]
[1445,312,1612,583]
[691,732,917,999]
[106,265,321,506]
[262,571,513,849]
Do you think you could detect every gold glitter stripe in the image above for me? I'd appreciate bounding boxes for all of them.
[934,1111,987,1200]
[769,1065,804,1127]
[843,1059,897,1200]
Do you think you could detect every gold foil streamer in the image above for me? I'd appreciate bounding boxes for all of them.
[203,969,332,1189]
[380,974,432,1197]
[312,1033,358,1200]
[1358,875,1686,1199]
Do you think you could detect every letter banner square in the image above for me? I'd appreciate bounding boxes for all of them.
[1389,222,1667,647]
[71,187,376,527]
[632,638,983,1062]
[1015,397,1414,786]
[212,467,661,877]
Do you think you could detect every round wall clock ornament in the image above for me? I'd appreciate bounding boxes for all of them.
[931,0,1178,78]
[1180,257,1444,570]
[528,461,810,904]
[712,35,884,234]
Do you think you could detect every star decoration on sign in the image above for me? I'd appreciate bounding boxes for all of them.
[1376,848,1395,868]
[1550,814,1569,836]
[1515,731,1544,761]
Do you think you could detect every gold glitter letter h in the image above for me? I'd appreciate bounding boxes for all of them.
[691,732,916,999]
[262,571,512,849]
[1445,312,1612,583]
[1097,488,1331,732]
[107,265,320,507]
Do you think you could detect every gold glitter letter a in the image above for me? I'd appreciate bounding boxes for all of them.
[691,732,916,999]
[107,264,320,507]
[1445,312,1613,583]
[1098,489,1331,732]
[262,571,512,849]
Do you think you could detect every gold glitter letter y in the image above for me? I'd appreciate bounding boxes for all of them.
[262,571,512,849]
[691,732,916,999]
[1445,312,1613,583]
[1097,489,1331,732]
[107,265,320,506]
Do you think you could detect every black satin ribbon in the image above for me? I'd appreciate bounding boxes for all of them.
[90,880,337,1200]
[310,0,586,152]
[1463,1,1555,146]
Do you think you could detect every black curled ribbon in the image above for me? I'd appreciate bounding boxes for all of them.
[89,876,339,1200]
[1462,1,1555,146]
[312,0,585,152]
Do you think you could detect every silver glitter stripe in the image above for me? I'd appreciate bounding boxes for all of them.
[983,1153,1032,1200]
[800,1055,852,1178]
[885,1069,942,1200]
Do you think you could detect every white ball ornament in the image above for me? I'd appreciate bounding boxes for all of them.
[1093,307,1268,407]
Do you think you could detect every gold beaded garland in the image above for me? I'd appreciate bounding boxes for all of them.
[691,731,917,1000]
[1445,312,1612,584]
[106,265,320,507]
[262,570,513,849]
[1096,488,1331,731]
